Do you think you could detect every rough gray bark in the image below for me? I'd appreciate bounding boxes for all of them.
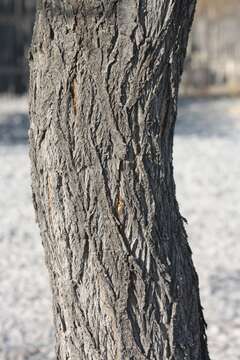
[29,1,210,359]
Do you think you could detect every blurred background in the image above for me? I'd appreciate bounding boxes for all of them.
[0,1,240,359]
[0,0,34,93]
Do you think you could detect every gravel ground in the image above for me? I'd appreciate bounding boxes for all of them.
[0,96,240,359]
[175,97,240,360]
[0,97,54,360]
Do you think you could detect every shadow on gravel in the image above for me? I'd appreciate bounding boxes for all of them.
[0,113,29,146]
[0,98,239,145]
[176,98,239,138]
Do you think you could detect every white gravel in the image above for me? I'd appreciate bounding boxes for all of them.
[175,97,240,360]
[0,97,54,360]
[0,95,240,359]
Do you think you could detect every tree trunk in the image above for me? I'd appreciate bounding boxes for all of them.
[29,1,210,359]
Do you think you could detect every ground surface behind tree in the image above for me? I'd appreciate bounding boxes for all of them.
[0,96,240,360]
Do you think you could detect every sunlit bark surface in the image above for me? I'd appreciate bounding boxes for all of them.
[29,1,210,359]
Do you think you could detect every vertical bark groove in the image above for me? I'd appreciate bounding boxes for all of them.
[29,1,210,359]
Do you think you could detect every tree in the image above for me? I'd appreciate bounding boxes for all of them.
[29,1,210,359]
